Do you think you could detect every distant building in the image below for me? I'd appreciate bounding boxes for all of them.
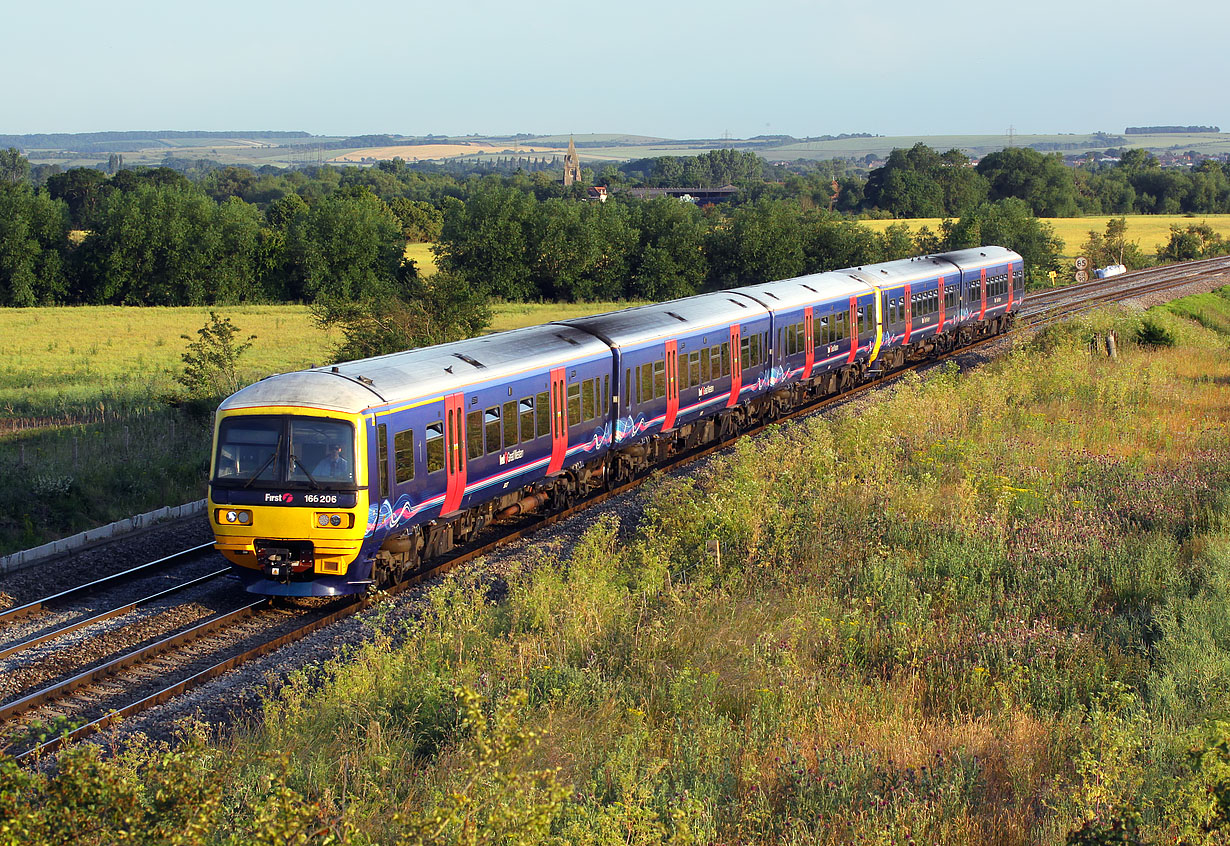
[563,136,582,186]
[622,185,739,205]
[586,186,608,202]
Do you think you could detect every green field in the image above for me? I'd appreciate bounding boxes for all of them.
[860,214,1230,261]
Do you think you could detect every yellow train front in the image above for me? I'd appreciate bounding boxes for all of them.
[208,373,378,596]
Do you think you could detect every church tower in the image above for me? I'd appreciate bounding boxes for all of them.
[563,136,581,186]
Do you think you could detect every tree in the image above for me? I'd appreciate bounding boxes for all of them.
[45,167,112,228]
[435,183,538,300]
[705,199,805,289]
[312,269,491,361]
[177,312,255,399]
[0,148,30,185]
[389,197,443,243]
[975,148,1079,217]
[1081,218,1144,270]
[1157,222,1229,262]
[627,198,709,300]
[284,186,405,302]
[0,184,71,306]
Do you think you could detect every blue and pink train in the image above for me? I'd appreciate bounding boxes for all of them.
[208,246,1023,595]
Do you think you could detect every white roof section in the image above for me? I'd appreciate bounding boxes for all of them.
[219,324,611,415]
[935,246,1022,272]
[730,269,876,310]
[560,291,769,349]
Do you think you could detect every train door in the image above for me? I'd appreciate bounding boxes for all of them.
[547,367,568,475]
[803,307,815,379]
[726,324,742,407]
[904,283,913,343]
[846,297,859,364]
[441,392,466,516]
[663,340,679,432]
[979,267,987,321]
[938,277,945,330]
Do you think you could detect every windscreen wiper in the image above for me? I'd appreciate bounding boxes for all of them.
[243,434,283,489]
[290,454,321,490]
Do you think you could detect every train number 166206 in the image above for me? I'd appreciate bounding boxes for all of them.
[304,494,339,504]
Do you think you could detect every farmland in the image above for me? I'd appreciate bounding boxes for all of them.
[860,214,1230,262]
[6,290,1230,842]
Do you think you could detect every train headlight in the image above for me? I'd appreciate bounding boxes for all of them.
[226,511,238,523]
[329,514,341,527]
[237,511,251,525]
[318,514,330,527]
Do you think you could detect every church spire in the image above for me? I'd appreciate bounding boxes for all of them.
[563,135,581,186]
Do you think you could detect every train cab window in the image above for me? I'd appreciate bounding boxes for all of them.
[484,407,501,455]
[503,400,518,447]
[377,423,390,496]
[466,410,483,460]
[653,360,666,399]
[567,384,581,425]
[425,422,444,474]
[394,427,414,484]
[720,342,731,376]
[519,398,534,442]
[535,391,550,438]
[287,418,355,485]
[581,380,595,421]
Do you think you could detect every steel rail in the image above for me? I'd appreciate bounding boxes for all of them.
[0,568,231,661]
[0,542,217,626]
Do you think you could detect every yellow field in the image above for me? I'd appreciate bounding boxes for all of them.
[0,301,642,415]
[404,242,439,275]
[329,142,561,163]
[859,215,1230,260]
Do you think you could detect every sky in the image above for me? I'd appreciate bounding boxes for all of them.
[5,0,1228,139]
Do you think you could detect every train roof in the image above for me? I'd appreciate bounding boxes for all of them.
[559,291,770,349]
[729,269,874,310]
[934,246,1022,271]
[218,323,611,415]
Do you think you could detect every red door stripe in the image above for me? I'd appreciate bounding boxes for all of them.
[904,283,912,344]
[547,367,567,475]
[726,324,742,408]
[441,392,466,516]
[938,276,945,330]
[804,307,815,378]
[846,297,858,364]
[979,268,987,321]
[663,340,679,432]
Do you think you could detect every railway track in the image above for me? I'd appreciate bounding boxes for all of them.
[6,256,1227,761]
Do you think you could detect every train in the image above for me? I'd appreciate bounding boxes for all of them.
[208,246,1024,596]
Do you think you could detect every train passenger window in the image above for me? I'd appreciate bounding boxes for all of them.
[518,398,534,442]
[603,375,609,411]
[485,407,501,455]
[740,338,750,370]
[786,324,796,356]
[535,391,550,438]
[720,342,731,376]
[777,328,783,357]
[751,334,762,366]
[425,422,444,473]
[377,424,390,496]
[701,348,710,383]
[640,362,652,404]
[653,360,666,399]
[394,428,414,484]
[503,401,518,447]
[678,355,690,391]
[689,352,700,387]
[567,384,581,425]
[466,410,483,460]
[582,380,595,421]
[625,369,631,408]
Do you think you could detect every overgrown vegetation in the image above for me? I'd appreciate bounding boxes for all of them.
[4,289,1230,843]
